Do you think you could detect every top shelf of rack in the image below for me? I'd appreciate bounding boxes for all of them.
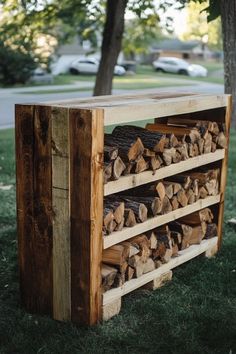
[45,92,229,126]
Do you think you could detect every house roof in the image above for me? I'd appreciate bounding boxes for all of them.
[153,38,201,52]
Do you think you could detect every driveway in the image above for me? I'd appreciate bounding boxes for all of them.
[0,81,223,129]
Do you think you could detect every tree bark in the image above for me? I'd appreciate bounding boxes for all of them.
[93,0,128,96]
[220,0,236,127]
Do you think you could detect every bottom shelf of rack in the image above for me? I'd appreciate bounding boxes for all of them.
[103,236,218,306]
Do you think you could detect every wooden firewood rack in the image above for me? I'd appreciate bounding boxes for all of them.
[15,92,231,325]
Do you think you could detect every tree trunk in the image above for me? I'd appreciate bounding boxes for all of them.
[220,0,236,127]
[93,0,128,96]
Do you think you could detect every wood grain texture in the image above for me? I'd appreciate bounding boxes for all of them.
[217,95,232,247]
[51,106,71,321]
[70,108,104,325]
[16,104,53,315]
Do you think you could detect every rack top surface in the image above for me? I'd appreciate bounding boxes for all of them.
[19,91,230,126]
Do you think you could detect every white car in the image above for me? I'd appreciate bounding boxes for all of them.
[152,57,207,77]
[70,58,126,76]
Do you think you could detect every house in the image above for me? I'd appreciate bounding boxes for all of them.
[150,38,211,62]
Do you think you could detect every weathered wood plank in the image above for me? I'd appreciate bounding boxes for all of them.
[16,104,53,315]
[51,106,71,321]
[33,105,53,314]
[15,104,36,312]
[102,95,228,126]
[70,108,104,325]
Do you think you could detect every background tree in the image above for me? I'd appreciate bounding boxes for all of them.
[180,0,236,126]
[122,15,162,60]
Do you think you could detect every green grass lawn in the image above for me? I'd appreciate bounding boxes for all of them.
[0,128,235,354]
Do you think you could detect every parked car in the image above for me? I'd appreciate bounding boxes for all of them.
[152,57,207,77]
[29,68,53,84]
[70,58,126,76]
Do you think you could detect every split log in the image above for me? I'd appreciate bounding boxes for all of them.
[162,147,176,165]
[112,156,126,180]
[122,199,148,223]
[203,131,212,154]
[103,207,116,234]
[102,264,118,292]
[143,258,155,274]
[188,223,206,245]
[104,200,125,225]
[179,208,213,225]
[132,156,149,173]
[161,195,173,214]
[171,196,179,210]
[176,188,188,207]
[146,155,162,171]
[216,131,227,148]
[125,266,135,281]
[105,133,144,162]
[169,221,192,250]
[186,188,195,204]
[124,208,137,227]
[130,234,151,262]
[104,162,113,184]
[166,175,191,189]
[199,186,208,199]
[205,223,218,239]
[102,244,128,268]
[163,181,174,199]
[112,125,167,153]
[120,196,162,216]
[104,145,118,161]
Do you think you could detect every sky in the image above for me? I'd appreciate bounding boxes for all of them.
[125,2,188,37]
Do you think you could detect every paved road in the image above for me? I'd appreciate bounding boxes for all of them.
[0,81,223,129]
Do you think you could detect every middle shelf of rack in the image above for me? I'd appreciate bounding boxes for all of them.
[103,194,221,249]
[104,149,225,196]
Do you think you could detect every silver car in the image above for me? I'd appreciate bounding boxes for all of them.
[153,57,208,77]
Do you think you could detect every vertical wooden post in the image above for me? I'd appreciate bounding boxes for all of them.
[217,95,232,247]
[70,108,104,325]
[15,104,53,314]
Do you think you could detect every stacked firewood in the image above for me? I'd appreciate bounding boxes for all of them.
[102,208,217,292]
[103,122,226,183]
[103,168,220,235]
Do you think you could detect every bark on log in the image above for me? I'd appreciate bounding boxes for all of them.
[112,125,167,153]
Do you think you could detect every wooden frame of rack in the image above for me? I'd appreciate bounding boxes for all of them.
[15,92,231,326]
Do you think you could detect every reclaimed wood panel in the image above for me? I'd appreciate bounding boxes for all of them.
[16,104,53,315]
[70,108,104,325]
[51,106,71,321]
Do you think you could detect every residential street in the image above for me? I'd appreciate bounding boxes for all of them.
[0,80,223,129]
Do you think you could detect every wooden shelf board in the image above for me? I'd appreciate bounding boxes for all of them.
[103,95,228,125]
[104,149,225,196]
[103,195,220,249]
[103,237,217,306]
